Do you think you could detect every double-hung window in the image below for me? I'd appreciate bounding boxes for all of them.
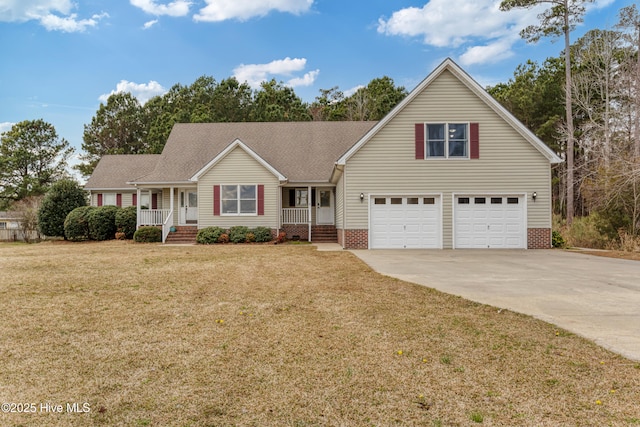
[102,193,116,206]
[221,185,257,215]
[426,123,468,158]
[295,189,308,207]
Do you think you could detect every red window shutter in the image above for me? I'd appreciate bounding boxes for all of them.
[116,193,122,207]
[213,185,220,216]
[132,194,137,206]
[470,123,480,159]
[97,194,103,206]
[258,185,264,216]
[152,193,158,209]
[415,123,425,159]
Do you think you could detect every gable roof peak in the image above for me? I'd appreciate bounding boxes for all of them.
[337,58,562,165]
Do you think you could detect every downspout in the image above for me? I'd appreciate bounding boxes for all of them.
[342,166,347,249]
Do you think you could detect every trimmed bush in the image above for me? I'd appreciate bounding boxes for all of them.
[196,226,225,244]
[252,226,273,243]
[552,230,565,248]
[115,206,137,239]
[218,233,229,244]
[245,232,256,243]
[134,226,161,243]
[64,206,95,241]
[229,226,250,243]
[88,205,120,241]
[38,179,87,238]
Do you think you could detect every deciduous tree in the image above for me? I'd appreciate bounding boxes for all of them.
[500,0,595,224]
[0,119,72,210]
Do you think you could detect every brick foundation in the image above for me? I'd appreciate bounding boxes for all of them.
[527,228,551,249]
[281,224,309,240]
[342,229,368,249]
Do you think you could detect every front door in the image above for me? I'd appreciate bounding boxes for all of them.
[316,188,334,225]
[180,189,198,225]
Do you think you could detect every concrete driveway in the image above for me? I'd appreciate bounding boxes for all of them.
[350,249,640,362]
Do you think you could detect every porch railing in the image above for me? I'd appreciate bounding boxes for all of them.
[281,208,309,224]
[162,210,174,243]
[139,209,170,226]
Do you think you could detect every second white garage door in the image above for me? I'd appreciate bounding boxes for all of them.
[370,196,441,249]
[454,195,525,249]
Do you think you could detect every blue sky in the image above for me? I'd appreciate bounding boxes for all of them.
[0,0,635,173]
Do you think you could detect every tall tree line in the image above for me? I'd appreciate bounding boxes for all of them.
[490,4,640,237]
[78,76,407,176]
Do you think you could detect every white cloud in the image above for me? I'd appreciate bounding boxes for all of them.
[458,36,517,66]
[130,0,191,17]
[0,122,15,136]
[0,0,107,32]
[377,0,547,65]
[40,12,108,32]
[99,80,167,105]
[286,70,319,87]
[143,19,158,29]
[233,57,319,89]
[343,85,365,98]
[194,0,313,22]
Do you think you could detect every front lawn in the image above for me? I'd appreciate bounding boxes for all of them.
[1,241,639,426]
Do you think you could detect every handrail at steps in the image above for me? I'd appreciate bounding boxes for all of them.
[162,210,174,243]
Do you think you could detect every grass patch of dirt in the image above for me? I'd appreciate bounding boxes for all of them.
[1,241,639,426]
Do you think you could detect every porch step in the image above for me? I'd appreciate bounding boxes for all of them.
[311,225,338,243]
[165,226,198,244]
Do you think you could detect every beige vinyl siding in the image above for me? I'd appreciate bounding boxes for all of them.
[197,146,280,229]
[345,70,552,249]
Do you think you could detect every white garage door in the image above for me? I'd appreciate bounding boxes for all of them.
[370,196,441,249]
[454,196,525,249]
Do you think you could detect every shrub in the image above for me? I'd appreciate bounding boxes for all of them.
[276,231,287,244]
[564,213,611,249]
[115,232,126,240]
[218,233,229,244]
[115,206,137,239]
[552,230,565,248]
[134,226,161,243]
[88,205,120,241]
[196,226,225,244]
[252,226,273,243]
[245,232,256,243]
[64,206,95,241]
[229,226,249,243]
[38,179,87,238]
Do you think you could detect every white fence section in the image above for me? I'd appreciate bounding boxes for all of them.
[162,210,174,243]
[0,230,42,242]
[139,209,170,226]
[281,208,309,224]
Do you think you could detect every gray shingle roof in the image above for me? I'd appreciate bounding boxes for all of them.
[84,154,160,189]
[132,121,378,184]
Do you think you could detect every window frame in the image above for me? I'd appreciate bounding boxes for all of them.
[425,122,470,159]
[221,184,258,216]
[295,189,308,207]
[102,193,116,206]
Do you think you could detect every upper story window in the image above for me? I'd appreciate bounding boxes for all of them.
[222,184,257,215]
[426,123,468,159]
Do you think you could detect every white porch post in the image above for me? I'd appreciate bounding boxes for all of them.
[170,187,174,224]
[308,185,312,242]
[136,187,141,229]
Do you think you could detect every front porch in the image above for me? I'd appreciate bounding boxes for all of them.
[134,186,338,243]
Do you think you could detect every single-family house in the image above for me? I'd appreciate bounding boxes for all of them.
[84,58,562,248]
